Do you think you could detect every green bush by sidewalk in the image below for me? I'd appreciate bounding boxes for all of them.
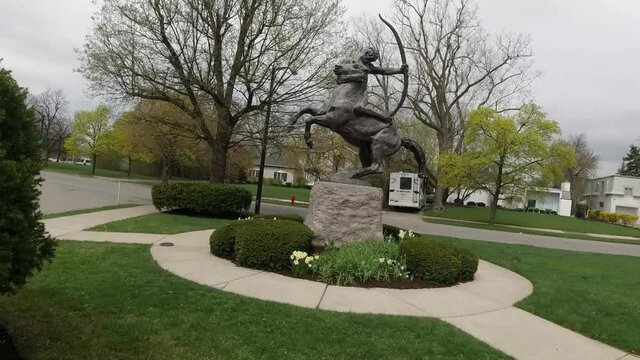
[399,237,478,286]
[251,214,305,223]
[152,182,252,215]
[234,220,314,271]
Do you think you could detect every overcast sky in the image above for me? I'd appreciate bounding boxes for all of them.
[1,0,639,176]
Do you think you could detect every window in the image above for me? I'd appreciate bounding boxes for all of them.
[625,187,633,196]
[400,177,412,190]
[249,169,259,179]
[599,202,604,208]
[274,171,288,182]
[527,199,536,208]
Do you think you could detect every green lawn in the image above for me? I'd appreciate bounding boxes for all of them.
[42,204,141,219]
[238,184,311,202]
[432,236,640,354]
[45,162,156,180]
[0,242,510,360]
[425,206,640,237]
[423,217,640,245]
[89,212,233,234]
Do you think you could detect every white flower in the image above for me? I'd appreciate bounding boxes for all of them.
[308,264,312,268]
[314,255,319,260]
[378,258,385,263]
[408,230,415,238]
[401,266,405,270]
[293,260,299,265]
[290,255,295,260]
[238,217,242,220]
[305,256,314,264]
[273,217,277,220]
[387,259,394,265]
[398,230,406,239]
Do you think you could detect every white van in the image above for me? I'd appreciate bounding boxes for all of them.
[75,158,92,166]
[388,172,428,209]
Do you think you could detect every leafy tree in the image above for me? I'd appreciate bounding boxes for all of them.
[439,105,575,223]
[0,67,56,293]
[65,105,112,174]
[557,134,599,213]
[618,145,640,177]
[79,0,343,183]
[103,113,150,177]
[396,0,537,210]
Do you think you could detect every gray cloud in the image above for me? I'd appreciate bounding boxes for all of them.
[2,0,638,176]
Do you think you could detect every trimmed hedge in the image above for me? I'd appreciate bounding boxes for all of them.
[209,222,242,258]
[251,214,305,223]
[399,237,479,286]
[152,182,252,215]
[234,220,314,271]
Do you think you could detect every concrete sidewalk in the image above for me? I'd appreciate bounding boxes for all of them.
[42,205,158,237]
[148,230,636,360]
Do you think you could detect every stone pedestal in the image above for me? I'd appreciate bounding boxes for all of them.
[305,181,384,246]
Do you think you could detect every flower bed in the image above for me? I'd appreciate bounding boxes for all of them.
[210,219,478,289]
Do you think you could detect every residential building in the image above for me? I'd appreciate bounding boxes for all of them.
[447,182,572,216]
[584,175,640,216]
[249,154,314,185]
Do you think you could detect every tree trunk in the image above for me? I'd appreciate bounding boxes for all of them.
[432,132,454,211]
[489,192,500,224]
[161,156,171,183]
[91,154,97,175]
[208,119,233,184]
[127,156,132,177]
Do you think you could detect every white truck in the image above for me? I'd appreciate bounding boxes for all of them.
[388,172,429,209]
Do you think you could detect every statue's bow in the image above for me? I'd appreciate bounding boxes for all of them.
[379,14,408,118]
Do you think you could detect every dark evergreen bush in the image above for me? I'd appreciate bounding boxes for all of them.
[234,220,313,271]
[251,214,304,223]
[453,198,463,205]
[477,202,486,207]
[399,237,478,286]
[466,201,476,207]
[0,67,56,294]
[152,182,252,215]
[209,222,242,258]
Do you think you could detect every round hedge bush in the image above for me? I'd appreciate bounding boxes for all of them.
[152,182,252,215]
[209,222,242,258]
[234,220,313,271]
[399,237,478,286]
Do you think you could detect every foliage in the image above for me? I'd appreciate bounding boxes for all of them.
[305,241,410,286]
[152,182,252,215]
[64,105,112,174]
[439,105,575,223]
[587,210,639,226]
[102,112,150,175]
[399,237,478,286]
[618,144,640,177]
[0,67,56,294]
[234,220,314,271]
[209,222,241,258]
[251,214,305,223]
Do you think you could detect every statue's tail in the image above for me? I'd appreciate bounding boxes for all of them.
[401,138,427,178]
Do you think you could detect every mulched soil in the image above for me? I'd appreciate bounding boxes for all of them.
[0,326,21,360]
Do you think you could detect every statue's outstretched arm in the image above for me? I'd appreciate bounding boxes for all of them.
[368,64,408,75]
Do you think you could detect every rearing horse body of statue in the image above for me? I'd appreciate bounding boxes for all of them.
[288,15,426,179]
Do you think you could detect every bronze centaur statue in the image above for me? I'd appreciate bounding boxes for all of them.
[288,15,426,179]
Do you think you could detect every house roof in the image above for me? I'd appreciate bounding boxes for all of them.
[254,153,292,169]
[588,174,640,181]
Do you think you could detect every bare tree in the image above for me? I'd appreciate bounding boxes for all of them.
[396,0,537,209]
[30,89,69,161]
[559,133,599,213]
[79,0,344,183]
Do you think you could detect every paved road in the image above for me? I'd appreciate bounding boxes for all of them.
[40,171,152,214]
[40,172,640,256]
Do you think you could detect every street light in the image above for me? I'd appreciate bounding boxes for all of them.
[254,65,297,214]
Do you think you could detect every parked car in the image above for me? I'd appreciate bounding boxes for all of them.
[75,158,92,166]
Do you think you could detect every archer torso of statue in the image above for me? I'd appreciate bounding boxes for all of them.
[330,47,407,124]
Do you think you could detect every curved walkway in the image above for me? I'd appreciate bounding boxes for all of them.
[150,230,635,360]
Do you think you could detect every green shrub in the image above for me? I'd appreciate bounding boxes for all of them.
[399,237,478,286]
[477,202,486,207]
[310,241,409,286]
[209,222,241,258]
[0,67,56,293]
[152,182,252,215]
[234,220,313,271]
[251,214,304,223]
[466,201,476,207]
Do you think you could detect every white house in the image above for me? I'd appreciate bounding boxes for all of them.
[248,154,315,185]
[447,182,572,216]
[584,175,640,216]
